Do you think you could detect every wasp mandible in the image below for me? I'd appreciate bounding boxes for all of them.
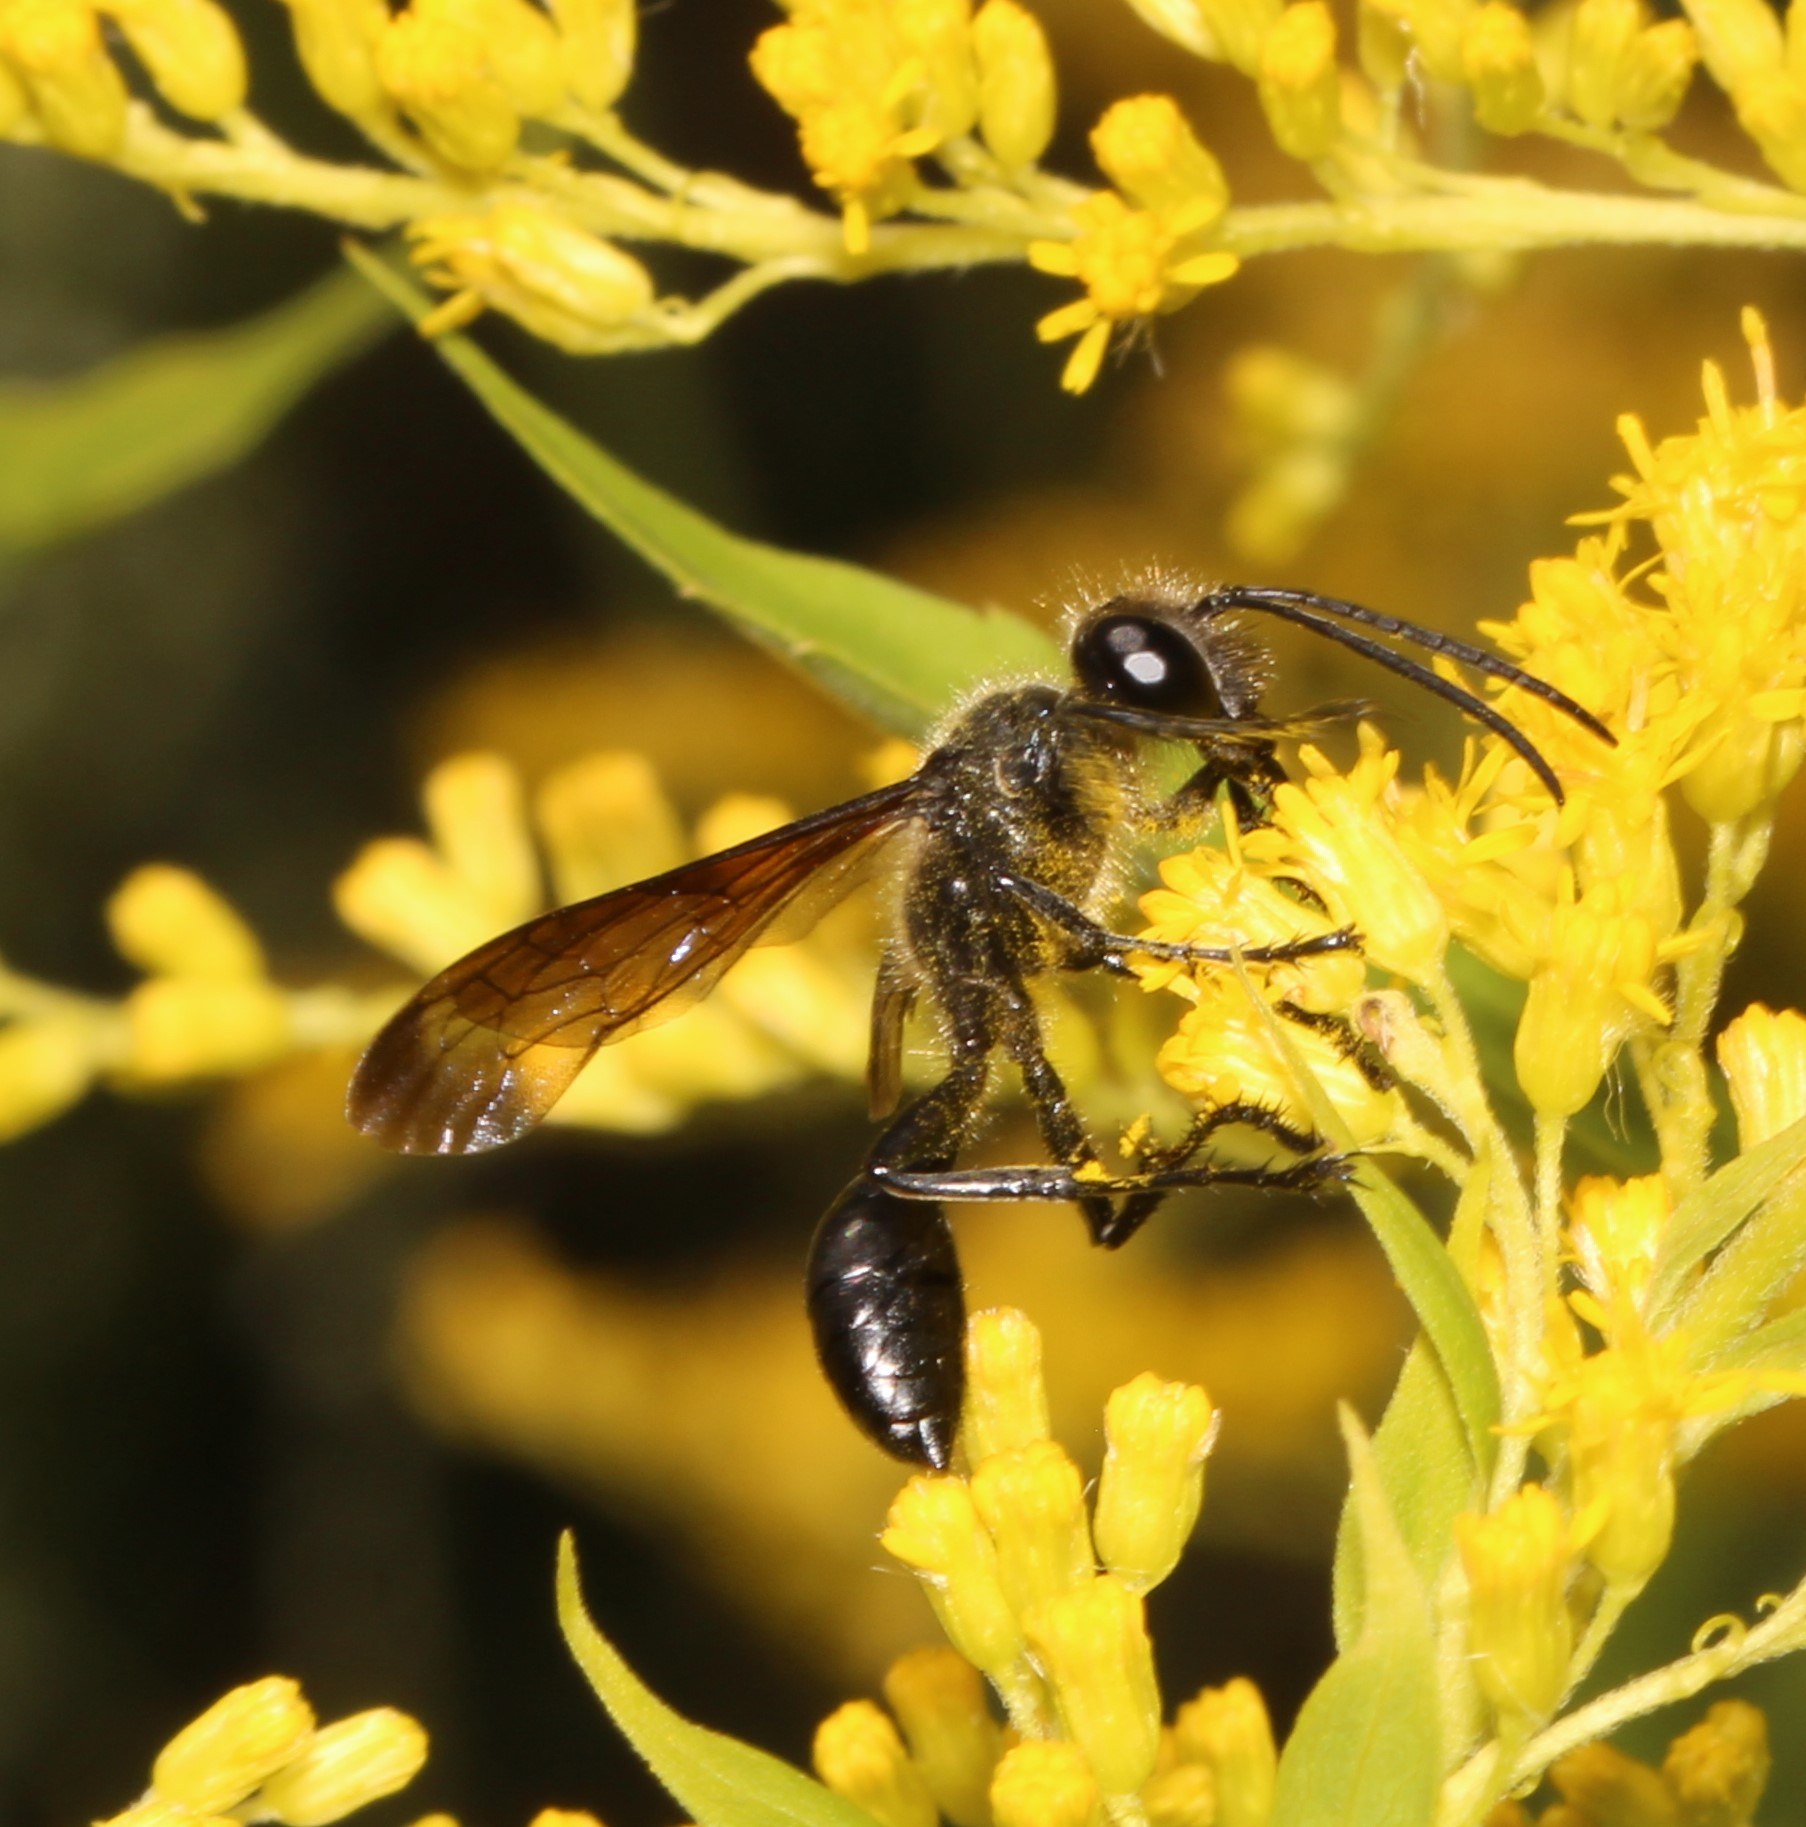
[349,580,1611,1468]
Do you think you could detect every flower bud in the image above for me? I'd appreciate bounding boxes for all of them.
[275,0,388,117]
[1024,1577,1162,1800]
[1548,1740,1675,1826]
[883,1475,1027,1684]
[254,1709,428,1825]
[960,1307,1051,1465]
[1454,1485,1575,1726]
[969,1441,1094,1621]
[1091,94,1228,229]
[0,0,127,157]
[812,1701,937,1827]
[99,0,245,117]
[1717,1003,1806,1150]
[988,1741,1104,1827]
[1170,1679,1276,1827]
[1685,0,1782,91]
[1142,1762,1217,1827]
[153,1678,317,1813]
[973,0,1054,168]
[375,1,519,170]
[1463,2,1542,133]
[882,1648,1001,1827]
[545,0,632,112]
[0,1021,97,1143]
[1093,1373,1215,1593]
[108,864,265,981]
[125,978,292,1080]
[1662,1699,1771,1827]
[1259,2,1341,158]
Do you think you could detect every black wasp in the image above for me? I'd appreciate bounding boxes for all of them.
[348,580,1611,1468]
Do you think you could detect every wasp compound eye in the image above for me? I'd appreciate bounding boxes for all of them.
[806,1178,966,1469]
[1072,611,1222,716]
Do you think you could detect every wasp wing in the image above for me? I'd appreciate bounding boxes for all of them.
[348,779,921,1156]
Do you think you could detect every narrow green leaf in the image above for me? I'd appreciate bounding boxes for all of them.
[1346,1166,1500,1479]
[1274,1409,1442,1827]
[345,243,1059,738]
[1649,1110,1806,1320]
[556,1535,881,1827]
[0,265,390,556]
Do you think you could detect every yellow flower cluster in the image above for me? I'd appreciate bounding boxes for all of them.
[96,1676,426,1827]
[751,0,1056,253]
[278,0,633,165]
[847,1307,1278,1826]
[1145,311,1806,1154]
[0,0,242,155]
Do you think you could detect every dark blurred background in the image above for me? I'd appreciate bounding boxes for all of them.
[4,1,1806,1821]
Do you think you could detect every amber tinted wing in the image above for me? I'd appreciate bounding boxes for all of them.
[347,779,920,1155]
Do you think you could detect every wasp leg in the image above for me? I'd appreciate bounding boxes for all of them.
[991,982,1116,1245]
[995,874,1357,975]
[806,1054,991,1469]
[875,1151,1350,1206]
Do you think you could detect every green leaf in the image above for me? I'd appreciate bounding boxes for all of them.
[1345,1164,1500,1480]
[0,265,390,556]
[345,243,1059,739]
[1273,1409,1442,1827]
[1649,1110,1806,1322]
[557,1534,881,1827]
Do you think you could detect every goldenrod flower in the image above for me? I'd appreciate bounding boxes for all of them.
[151,1677,318,1814]
[1462,2,1543,134]
[1126,0,1284,72]
[1716,1001,1806,1149]
[0,0,127,157]
[1240,726,1450,987]
[988,1740,1104,1827]
[1169,1679,1276,1827]
[1092,1372,1215,1593]
[1662,1699,1771,1826]
[1604,310,1806,825]
[813,1700,938,1827]
[1029,97,1239,392]
[1567,1173,1669,1313]
[411,203,658,349]
[1136,822,1367,1014]
[1513,872,1676,1120]
[375,0,562,170]
[1259,1,1341,158]
[253,1708,429,1825]
[1025,1575,1163,1801]
[1454,1484,1576,1726]
[1156,974,1403,1147]
[750,0,981,254]
[881,1647,1002,1827]
[1681,0,1781,96]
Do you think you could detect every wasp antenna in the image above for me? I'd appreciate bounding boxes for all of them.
[1203,587,1617,747]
